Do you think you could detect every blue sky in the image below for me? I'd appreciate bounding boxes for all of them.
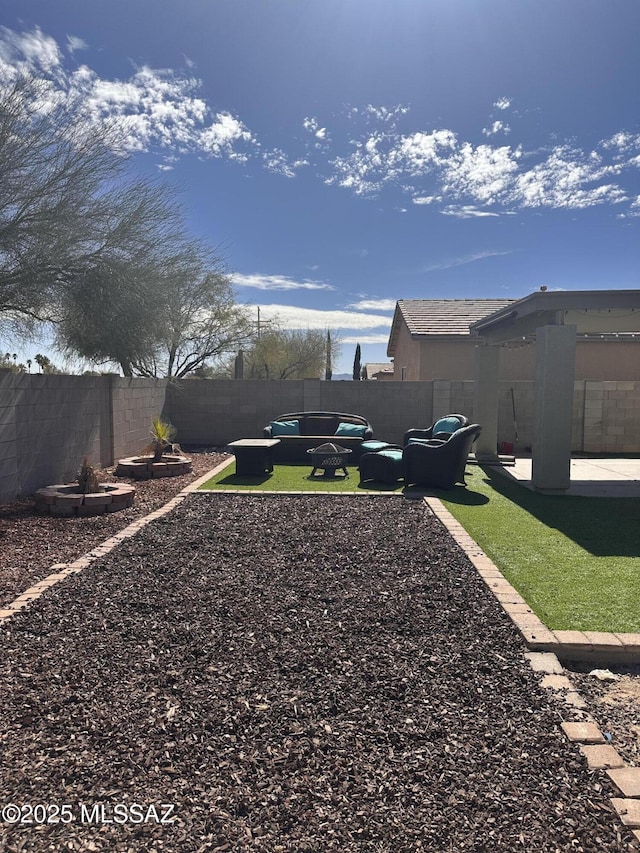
[2,0,640,374]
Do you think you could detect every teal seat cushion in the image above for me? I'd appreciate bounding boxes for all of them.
[361,440,392,452]
[433,416,462,435]
[270,419,300,436]
[379,449,402,462]
[406,437,431,445]
[335,422,367,438]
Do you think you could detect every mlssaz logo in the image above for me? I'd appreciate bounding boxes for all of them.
[80,803,176,824]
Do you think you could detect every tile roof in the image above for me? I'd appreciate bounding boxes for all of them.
[398,299,516,335]
[387,298,517,356]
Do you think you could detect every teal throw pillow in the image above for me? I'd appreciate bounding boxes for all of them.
[335,422,366,438]
[270,420,300,436]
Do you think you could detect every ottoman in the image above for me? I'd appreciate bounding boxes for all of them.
[360,440,402,454]
[359,449,404,485]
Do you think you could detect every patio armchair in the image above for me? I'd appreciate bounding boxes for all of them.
[403,414,469,448]
[403,424,482,489]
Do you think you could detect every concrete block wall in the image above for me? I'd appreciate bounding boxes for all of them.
[496,382,535,450]
[2,374,639,502]
[0,371,112,500]
[166,380,304,446]
[0,373,168,501]
[317,380,433,445]
[111,377,169,460]
[166,379,435,447]
[167,378,640,454]
[583,380,640,453]
[0,370,19,500]
[444,380,594,453]
[571,383,586,452]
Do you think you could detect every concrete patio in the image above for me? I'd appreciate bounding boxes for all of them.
[495,455,640,497]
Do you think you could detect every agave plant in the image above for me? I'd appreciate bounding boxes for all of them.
[77,457,100,494]
[143,417,179,462]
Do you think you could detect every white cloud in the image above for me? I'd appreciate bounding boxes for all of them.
[364,104,409,123]
[442,143,521,205]
[513,145,626,209]
[412,195,441,205]
[3,26,639,217]
[251,304,393,330]
[422,250,514,272]
[482,120,510,137]
[200,112,255,160]
[66,34,88,54]
[399,130,457,174]
[0,26,62,76]
[233,274,334,291]
[262,148,308,177]
[347,299,397,311]
[340,333,392,344]
[441,205,501,218]
[0,27,260,165]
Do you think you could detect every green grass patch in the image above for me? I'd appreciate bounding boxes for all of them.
[198,462,407,494]
[440,466,640,632]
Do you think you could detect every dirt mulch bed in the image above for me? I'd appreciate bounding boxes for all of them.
[0,495,633,851]
[0,449,229,609]
[568,664,640,769]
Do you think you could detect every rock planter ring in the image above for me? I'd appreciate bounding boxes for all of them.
[115,454,192,480]
[35,484,136,517]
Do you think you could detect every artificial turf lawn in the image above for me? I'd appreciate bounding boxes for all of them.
[440,466,640,633]
[198,461,406,493]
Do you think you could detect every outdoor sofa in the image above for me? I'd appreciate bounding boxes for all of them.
[263,411,373,463]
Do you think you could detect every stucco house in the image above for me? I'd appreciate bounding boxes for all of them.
[362,362,394,380]
[387,297,640,381]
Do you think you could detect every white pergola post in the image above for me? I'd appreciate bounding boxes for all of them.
[532,324,577,492]
[473,343,500,461]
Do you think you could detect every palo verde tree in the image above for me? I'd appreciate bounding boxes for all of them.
[56,235,254,378]
[0,75,179,338]
[0,75,252,377]
[0,77,251,376]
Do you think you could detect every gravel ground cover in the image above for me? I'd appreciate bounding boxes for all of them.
[0,449,229,609]
[0,494,634,852]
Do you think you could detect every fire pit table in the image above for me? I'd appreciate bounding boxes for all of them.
[228,438,280,476]
[307,442,352,478]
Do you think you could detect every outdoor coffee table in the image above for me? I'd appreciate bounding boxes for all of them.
[228,439,280,476]
[307,442,352,478]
